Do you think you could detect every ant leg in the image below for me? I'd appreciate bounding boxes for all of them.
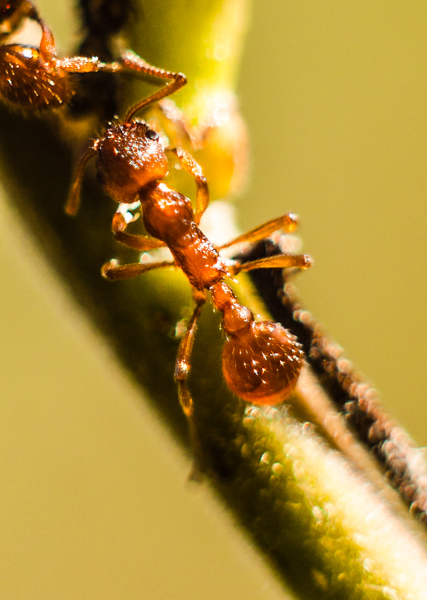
[174,292,206,476]
[120,51,187,121]
[171,148,209,225]
[121,53,187,119]
[56,50,186,106]
[111,211,166,251]
[101,258,174,280]
[15,0,60,63]
[232,252,312,276]
[38,16,56,62]
[175,295,205,416]
[219,213,300,251]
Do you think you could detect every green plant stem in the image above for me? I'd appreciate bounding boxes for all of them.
[127,0,250,120]
[0,1,427,598]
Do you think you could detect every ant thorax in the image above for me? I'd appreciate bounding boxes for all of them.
[95,121,168,205]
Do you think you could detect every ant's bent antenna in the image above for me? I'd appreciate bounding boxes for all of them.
[65,147,97,216]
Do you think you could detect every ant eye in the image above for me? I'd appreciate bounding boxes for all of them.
[146,129,159,141]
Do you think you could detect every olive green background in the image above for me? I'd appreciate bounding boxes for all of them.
[0,1,426,598]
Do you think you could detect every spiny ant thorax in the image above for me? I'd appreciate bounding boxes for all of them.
[95,121,168,204]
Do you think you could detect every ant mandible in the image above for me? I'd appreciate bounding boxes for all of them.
[66,67,312,442]
[0,0,185,111]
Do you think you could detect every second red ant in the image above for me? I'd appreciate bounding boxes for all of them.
[66,61,312,449]
[0,0,184,113]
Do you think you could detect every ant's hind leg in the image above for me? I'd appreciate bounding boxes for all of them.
[174,293,206,477]
[171,148,209,225]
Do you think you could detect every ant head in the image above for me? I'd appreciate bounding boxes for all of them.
[96,121,168,204]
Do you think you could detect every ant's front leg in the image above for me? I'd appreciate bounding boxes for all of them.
[111,209,166,251]
[102,205,174,278]
[170,148,209,225]
[174,291,206,477]
[102,205,173,278]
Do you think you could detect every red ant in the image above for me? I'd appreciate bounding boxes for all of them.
[66,65,312,447]
[0,0,185,112]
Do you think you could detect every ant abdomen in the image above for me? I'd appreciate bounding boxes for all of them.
[222,321,304,405]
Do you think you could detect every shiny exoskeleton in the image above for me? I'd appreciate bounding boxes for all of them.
[0,0,185,111]
[67,67,312,445]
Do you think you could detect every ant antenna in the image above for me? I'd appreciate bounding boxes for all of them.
[66,60,186,215]
[65,147,97,216]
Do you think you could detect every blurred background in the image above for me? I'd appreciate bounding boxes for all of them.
[0,1,426,598]
[240,1,427,447]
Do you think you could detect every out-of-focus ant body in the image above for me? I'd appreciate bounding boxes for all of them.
[67,69,312,444]
[0,0,185,112]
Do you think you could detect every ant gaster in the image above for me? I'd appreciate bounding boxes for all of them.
[0,0,185,111]
[66,65,312,445]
